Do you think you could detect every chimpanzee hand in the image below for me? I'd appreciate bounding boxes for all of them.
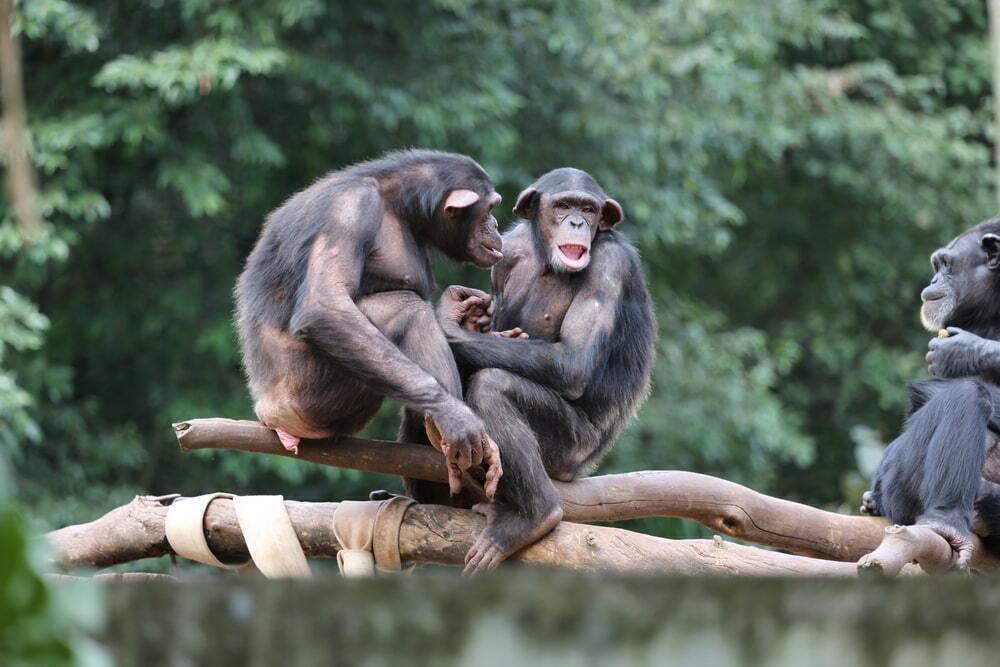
[426,398,502,499]
[437,285,493,333]
[927,327,1000,378]
[490,327,529,339]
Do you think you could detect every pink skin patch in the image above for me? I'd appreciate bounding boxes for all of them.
[275,429,301,455]
[557,244,589,270]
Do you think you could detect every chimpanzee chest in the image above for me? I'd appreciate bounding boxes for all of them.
[363,216,435,299]
[493,270,576,341]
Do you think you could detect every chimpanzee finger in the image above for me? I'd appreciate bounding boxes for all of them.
[466,434,484,468]
[925,351,934,363]
[458,295,484,313]
[946,327,967,337]
[481,435,503,499]
[447,461,464,496]
[448,441,471,471]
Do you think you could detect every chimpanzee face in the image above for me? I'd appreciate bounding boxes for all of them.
[442,189,503,268]
[920,230,1000,331]
[537,191,603,272]
[513,169,624,273]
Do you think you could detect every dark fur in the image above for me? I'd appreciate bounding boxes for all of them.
[236,149,501,503]
[444,168,656,564]
[868,218,1000,551]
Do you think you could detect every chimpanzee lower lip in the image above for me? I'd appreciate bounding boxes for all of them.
[481,244,503,259]
[558,244,588,261]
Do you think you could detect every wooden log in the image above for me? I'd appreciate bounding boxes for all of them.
[46,495,859,576]
[174,418,447,483]
[174,418,886,560]
[553,471,885,561]
[857,524,1000,576]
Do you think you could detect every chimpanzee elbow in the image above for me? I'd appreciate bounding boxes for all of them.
[289,307,324,342]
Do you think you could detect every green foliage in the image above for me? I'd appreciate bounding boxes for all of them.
[0,505,109,667]
[2,0,997,535]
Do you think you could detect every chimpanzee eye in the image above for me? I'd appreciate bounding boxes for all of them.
[583,206,596,214]
[555,202,569,210]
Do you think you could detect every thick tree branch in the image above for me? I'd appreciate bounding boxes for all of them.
[175,418,886,560]
[46,495,860,576]
[857,524,1000,576]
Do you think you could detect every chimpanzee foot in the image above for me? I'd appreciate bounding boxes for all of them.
[275,428,301,455]
[859,490,881,516]
[462,502,563,575]
[921,520,974,571]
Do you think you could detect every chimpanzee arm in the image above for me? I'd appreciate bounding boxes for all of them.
[927,327,1000,380]
[289,208,454,418]
[443,253,626,400]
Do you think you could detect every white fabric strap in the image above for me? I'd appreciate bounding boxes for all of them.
[165,493,311,578]
[165,493,249,570]
[232,495,311,578]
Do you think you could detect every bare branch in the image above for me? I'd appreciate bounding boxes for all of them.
[857,524,1000,576]
[46,495,860,576]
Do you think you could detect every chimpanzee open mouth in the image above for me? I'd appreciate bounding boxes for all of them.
[558,244,589,268]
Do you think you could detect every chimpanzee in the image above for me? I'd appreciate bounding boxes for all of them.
[436,168,656,572]
[235,149,504,503]
[864,218,1000,568]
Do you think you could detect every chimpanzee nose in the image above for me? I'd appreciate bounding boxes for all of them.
[569,217,584,229]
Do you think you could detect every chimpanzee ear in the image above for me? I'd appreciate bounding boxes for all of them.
[443,189,480,216]
[600,198,624,230]
[513,188,538,219]
[982,233,1000,270]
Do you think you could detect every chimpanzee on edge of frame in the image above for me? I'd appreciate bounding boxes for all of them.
[235,149,504,507]
[437,168,656,573]
[864,218,1000,569]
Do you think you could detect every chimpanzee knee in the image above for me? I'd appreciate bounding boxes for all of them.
[465,368,515,411]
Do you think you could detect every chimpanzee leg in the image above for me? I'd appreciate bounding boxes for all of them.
[359,291,461,505]
[462,369,577,572]
[916,379,993,534]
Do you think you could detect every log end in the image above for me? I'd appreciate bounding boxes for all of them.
[173,421,192,450]
[856,555,891,578]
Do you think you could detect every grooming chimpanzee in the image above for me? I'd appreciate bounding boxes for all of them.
[436,168,656,572]
[235,149,503,503]
[864,218,1000,568]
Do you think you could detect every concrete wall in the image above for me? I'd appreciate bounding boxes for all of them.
[101,571,1000,666]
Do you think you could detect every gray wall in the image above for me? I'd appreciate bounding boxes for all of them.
[101,571,1000,666]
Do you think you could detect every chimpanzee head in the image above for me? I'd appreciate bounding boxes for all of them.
[417,151,502,268]
[383,150,504,268]
[920,218,1000,332]
[438,186,503,268]
[513,168,623,273]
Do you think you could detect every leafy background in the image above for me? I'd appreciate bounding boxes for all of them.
[3,0,997,557]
